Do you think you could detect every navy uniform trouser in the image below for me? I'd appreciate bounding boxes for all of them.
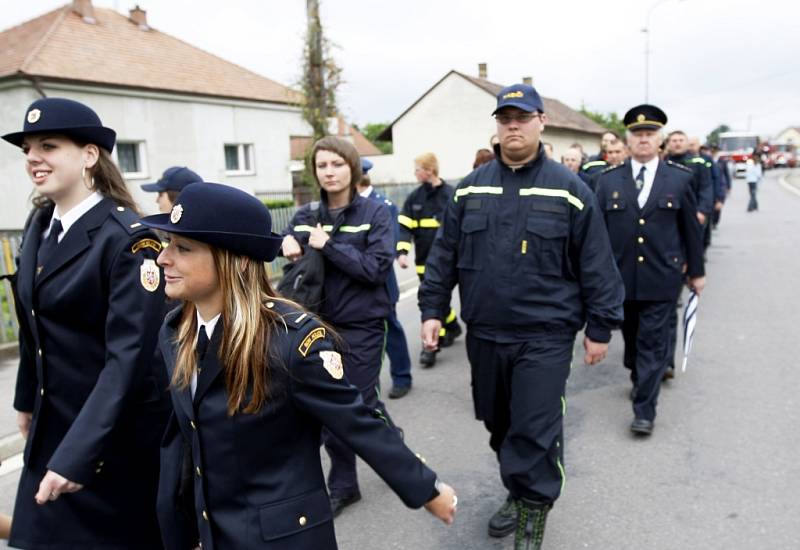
[386,305,412,388]
[621,301,673,421]
[323,319,391,498]
[465,331,573,505]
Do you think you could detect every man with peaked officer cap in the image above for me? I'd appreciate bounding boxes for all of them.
[594,103,706,436]
[141,166,203,214]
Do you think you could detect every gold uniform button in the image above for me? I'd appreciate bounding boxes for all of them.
[98,461,105,466]
[40,388,44,396]
[298,516,307,526]
[95,468,102,474]
[639,219,646,225]
[38,348,42,357]
[117,206,125,212]
[31,309,35,317]
[667,201,673,208]
[638,256,644,263]
[637,237,644,244]
[196,466,202,477]
[202,510,209,521]
[190,420,196,430]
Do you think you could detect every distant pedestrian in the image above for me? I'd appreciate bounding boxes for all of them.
[140,165,203,213]
[746,155,762,211]
[542,141,554,159]
[561,147,583,173]
[473,148,495,169]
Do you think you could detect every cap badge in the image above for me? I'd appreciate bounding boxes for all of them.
[140,259,160,292]
[170,204,183,224]
[637,114,645,122]
[319,350,344,380]
[27,109,41,124]
[612,191,620,198]
[502,91,525,99]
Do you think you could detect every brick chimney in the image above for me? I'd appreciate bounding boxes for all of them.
[478,63,487,79]
[522,76,533,86]
[72,0,95,23]
[129,5,149,30]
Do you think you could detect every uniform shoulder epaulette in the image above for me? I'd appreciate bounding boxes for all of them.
[665,160,692,173]
[270,300,315,329]
[601,163,624,174]
[110,206,149,235]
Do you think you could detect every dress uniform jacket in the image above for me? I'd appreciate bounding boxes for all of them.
[10,198,169,549]
[283,195,394,325]
[666,152,714,215]
[594,160,705,301]
[418,148,624,343]
[156,302,437,550]
[397,181,455,275]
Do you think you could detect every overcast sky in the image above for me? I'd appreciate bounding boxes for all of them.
[3,0,799,140]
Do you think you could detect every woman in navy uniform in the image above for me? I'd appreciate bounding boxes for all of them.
[143,182,456,550]
[281,137,400,515]
[2,97,169,548]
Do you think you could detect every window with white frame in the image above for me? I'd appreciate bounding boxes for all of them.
[116,141,148,179]
[224,143,255,175]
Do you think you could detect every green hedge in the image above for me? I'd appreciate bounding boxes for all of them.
[263,199,295,209]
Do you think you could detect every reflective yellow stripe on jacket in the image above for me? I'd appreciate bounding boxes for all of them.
[397,241,412,252]
[294,224,371,233]
[418,218,440,228]
[518,188,584,211]
[453,186,503,202]
[398,215,418,229]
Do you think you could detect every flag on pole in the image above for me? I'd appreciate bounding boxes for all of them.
[681,290,699,372]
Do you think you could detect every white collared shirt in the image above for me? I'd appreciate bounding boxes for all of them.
[358,185,374,198]
[630,157,660,208]
[43,191,104,242]
[192,311,221,398]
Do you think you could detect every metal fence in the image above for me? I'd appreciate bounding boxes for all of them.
[0,183,419,345]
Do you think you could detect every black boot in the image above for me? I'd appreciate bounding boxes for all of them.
[419,349,437,368]
[488,494,516,537]
[514,498,551,550]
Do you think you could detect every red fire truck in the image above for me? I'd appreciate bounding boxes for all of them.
[718,131,759,178]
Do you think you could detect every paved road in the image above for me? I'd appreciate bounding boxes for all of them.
[2,169,799,548]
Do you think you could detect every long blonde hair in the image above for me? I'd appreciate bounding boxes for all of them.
[173,247,285,415]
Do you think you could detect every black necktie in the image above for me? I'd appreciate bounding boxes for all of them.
[635,166,646,194]
[36,219,63,275]
[196,326,210,362]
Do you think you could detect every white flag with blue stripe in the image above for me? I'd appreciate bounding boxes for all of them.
[681,290,699,372]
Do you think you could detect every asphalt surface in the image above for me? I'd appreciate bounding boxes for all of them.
[2,169,799,549]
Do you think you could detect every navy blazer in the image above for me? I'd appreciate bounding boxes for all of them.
[10,198,168,549]
[595,160,705,302]
[157,302,437,550]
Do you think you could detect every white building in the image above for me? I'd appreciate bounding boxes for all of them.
[774,127,800,145]
[369,68,608,184]
[0,1,308,229]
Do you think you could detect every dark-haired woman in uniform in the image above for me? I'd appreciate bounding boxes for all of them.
[144,181,456,550]
[2,97,168,549]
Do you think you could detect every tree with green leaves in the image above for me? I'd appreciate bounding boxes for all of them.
[706,124,731,148]
[358,122,393,154]
[579,106,627,138]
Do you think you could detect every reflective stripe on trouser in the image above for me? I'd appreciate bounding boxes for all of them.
[323,319,393,496]
[465,331,573,504]
[621,300,673,421]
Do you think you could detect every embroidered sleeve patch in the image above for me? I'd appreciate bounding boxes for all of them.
[132,238,162,254]
[140,259,160,292]
[298,327,326,357]
[319,350,344,380]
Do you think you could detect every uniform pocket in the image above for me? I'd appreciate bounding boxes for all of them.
[664,251,685,271]
[259,488,332,542]
[605,199,627,212]
[524,216,569,276]
[657,198,681,210]
[457,214,488,270]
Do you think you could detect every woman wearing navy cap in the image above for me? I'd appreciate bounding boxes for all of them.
[2,97,169,549]
[140,165,203,214]
[143,182,456,550]
[281,136,403,516]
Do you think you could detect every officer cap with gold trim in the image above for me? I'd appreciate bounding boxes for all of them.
[140,182,283,262]
[624,104,667,132]
[2,97,116,152]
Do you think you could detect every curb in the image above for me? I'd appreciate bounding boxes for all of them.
[0,432,23,463]
[0,343,17,361]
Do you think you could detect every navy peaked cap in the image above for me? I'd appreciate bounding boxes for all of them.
[493,84,544,115]
[141,166,203,193]
[140,182,284,262]
[624,104,668,131]
[2,97,116,152]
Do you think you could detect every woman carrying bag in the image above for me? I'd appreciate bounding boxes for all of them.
[144,182,456,550]
[281,137,400,516]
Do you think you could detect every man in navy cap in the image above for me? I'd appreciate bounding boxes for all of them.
[594,104,706,435]
[141,166,203,214]
[418,83,625,550]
